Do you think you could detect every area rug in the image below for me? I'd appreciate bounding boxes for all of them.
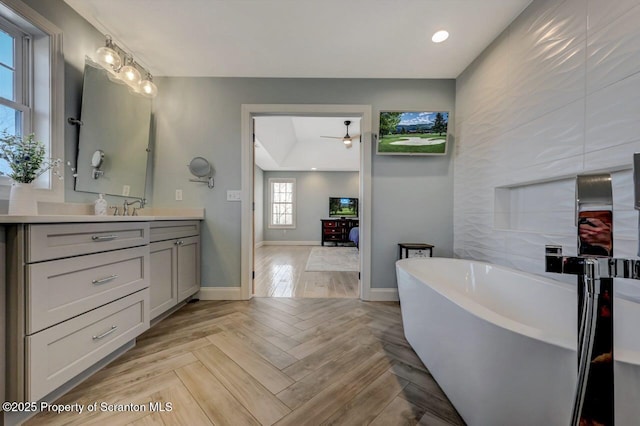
[305,246,359,272]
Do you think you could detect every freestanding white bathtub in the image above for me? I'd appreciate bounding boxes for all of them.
[396,257,640,426]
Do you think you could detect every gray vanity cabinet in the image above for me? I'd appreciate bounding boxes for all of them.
[149,221,200,320]
[5,221,151,403]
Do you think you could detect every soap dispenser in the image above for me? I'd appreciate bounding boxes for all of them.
[94,194,108,216]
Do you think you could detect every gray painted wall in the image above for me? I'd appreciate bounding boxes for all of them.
[152,78,455,288]
[254,165,264,245]
[263,171,358,242]
[19,0,456,290]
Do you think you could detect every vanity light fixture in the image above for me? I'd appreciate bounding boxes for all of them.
[94,35,158,98]
[432,30,449,43]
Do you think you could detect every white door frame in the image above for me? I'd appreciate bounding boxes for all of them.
[240,104,373,300]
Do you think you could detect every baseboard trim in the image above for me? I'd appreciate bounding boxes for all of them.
[198,286,244,300]
[255,241,265,249]
[263,240,321,246]
[366,288,399,302]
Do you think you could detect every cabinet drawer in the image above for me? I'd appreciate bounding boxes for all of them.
[26,290,149,401]
[27,246,150,334]
[323,221,337,228]
[28,222,150,262]
[150,221,200,243]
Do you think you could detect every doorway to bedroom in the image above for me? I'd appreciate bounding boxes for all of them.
[253,115,361,298]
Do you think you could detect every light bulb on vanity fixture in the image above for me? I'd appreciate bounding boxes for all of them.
[140,73,158,98]
[95,35,121,70]
[120,54,141,88]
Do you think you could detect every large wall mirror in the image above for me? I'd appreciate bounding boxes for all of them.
[75,58,151,198]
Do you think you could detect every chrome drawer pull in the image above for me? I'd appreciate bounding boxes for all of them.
[91,234,118,241]
[93,325,117,340]
[174,240,184,246]
[92,274,118,285]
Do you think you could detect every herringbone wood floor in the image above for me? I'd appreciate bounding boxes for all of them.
[27,298,465,426]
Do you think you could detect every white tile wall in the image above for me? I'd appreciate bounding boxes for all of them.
[505,0,586,130]
[586,0,640,34]
[586,4,640,94]
[455,0,640,283]
[585,72,640,152]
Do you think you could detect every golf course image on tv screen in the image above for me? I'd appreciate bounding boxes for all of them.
[378,111,448,155]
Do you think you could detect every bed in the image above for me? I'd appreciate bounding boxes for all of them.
[349,226,359,248]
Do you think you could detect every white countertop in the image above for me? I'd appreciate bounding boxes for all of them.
[0,206,205,223]
[0,214,203,223]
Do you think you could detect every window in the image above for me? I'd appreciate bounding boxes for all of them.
[269,178,296,228]
[0,16,29,176]
[0,1,64,200]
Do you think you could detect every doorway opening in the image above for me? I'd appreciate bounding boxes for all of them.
[240,104,372,300]
[254,116,360,298]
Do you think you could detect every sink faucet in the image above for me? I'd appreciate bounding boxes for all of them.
[123,199,145,216]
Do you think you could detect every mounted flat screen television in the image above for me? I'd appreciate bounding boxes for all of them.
[329,197,358,218]
[377,111,449,155]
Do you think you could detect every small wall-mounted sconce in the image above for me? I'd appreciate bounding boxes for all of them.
[92,149,105,179]
[188,157,214,189]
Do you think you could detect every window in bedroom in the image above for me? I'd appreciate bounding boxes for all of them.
[269,178,296,228]
[0,1,64,200]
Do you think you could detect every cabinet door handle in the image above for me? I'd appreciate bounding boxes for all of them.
[92,274,118,285]
[93,325,117,340]
[175,240,184,246]
[92,234,118,241]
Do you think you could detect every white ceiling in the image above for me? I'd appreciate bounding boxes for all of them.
[63,0,532,78]
[254,117,360,171]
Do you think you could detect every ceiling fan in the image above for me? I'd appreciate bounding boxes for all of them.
[321,120,360,148]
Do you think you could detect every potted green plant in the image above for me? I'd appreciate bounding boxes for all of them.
[0,131,62,215]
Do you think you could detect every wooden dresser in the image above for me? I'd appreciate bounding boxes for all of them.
[321,219,358,246]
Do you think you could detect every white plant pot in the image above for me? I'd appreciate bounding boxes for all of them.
[8,182,38,215]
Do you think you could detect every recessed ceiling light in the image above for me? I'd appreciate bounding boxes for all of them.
[432,30,449,43]
[311,167,317,171]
